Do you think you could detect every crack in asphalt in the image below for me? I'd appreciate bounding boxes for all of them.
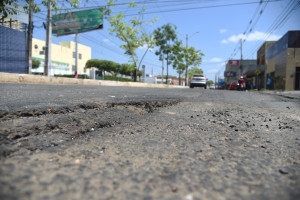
[0,100,180,121]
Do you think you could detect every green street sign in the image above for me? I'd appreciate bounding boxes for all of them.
[52,8,103,36]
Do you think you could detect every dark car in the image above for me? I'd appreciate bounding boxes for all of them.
[229,81,238,90]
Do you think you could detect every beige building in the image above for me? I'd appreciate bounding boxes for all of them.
[266,31,300,90]
[32,38,91,76]
[0,3,28,31]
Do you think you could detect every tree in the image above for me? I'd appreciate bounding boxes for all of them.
[154,23,177,84]
[169,40,186,85]
[120,63,136,76]
[207,80,214,86]
[106,1,158,81]
[188,66,203,79]
[0,0,80,18]
[32,58,40,69]
[85,59,119,75]
[184,46,204,85]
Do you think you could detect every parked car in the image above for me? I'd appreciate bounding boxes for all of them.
[190,74,207,89]
[209,84,216,89]
[229,81,238,90]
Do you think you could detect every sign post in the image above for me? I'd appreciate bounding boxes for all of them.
[255,70,261,90]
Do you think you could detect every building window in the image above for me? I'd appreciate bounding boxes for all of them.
[39,51,45,55]
[72,65,75,71]
[73,52,76,58]
[84,68,87,73]
[79,53,82,60]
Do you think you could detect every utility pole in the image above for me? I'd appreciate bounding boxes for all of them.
[240,39,243,77]
[27,0,33,74]
[44,0,52,76]
[142,65,145,82]
[166,50,169,84]
[179,69,182,86]
[75,33,78,74]
[185,34,188,86]
[161,57,164,84]
[215,73,217,87]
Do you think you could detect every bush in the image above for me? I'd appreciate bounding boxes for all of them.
[86,59,119,74]
[104,75,134,82]
[32,59,41,69]
[54,74,90,79]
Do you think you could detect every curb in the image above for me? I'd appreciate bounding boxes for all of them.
[259,91,300,99]
[0,72,186,89]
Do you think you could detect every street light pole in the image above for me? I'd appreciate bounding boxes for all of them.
[75,33,78,74]
[184,32,199,86]
[44,0,52,76]
[27,0,33,74]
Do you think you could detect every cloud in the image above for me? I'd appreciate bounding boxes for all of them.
[221,39,228,44]
[221,31,281,43]
[138,44,148,50]
[102,38,115,46]
[138,44,154,51]
[220,29,227,34]
[204,57,223,63]
[207,69,219,73]
[209,57,223,63]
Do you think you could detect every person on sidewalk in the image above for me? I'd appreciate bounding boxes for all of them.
[267,75,272,90]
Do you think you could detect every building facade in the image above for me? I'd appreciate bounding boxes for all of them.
[32,38,92,76]
[257,41,276,89]
[266,31,300,90]
[0,4,29,74]
[225,59,256,87]
[0,26,28,74]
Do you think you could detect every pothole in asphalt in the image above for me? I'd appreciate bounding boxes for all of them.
[0,100,179,157]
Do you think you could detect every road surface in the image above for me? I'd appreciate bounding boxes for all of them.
[0,83,299,200]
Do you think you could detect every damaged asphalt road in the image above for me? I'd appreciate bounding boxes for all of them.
[0,83,299,200]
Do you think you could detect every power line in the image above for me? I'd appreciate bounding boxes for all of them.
[227,0,268,60]
[244,0,300,59]
[37,0,280,15]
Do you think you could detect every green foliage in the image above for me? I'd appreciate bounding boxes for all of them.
[184,46,204,84]
[54,74,89,79]
[188,66,204,79]
[32,58,40,69]
[106,0,158,73]
[120,63,135,76]
[184,46,204,67]
[207,80,214,86]
[170,40,186,73]
[137,70,143,77]
[104,75,134,82]
[153,23,177,60]
[85,59,119,73]
[86,59,142,77]
[0,0,80,18]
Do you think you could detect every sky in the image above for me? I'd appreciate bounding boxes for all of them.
[32,0,300,81]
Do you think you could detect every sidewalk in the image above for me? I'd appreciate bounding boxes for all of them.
[0,72,186,89]
[260,90,300,99]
